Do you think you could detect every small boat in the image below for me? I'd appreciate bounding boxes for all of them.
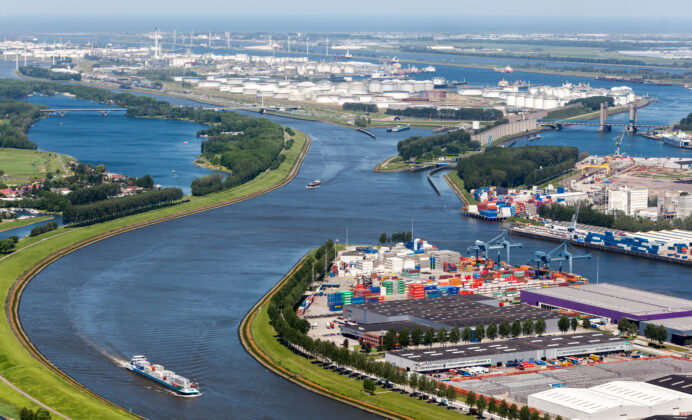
[184,141,189,144]
[387,125,411,133]
[528,134,541,142]
[306,179,321,189]
[125,355,199,396]
[172,170,176,174]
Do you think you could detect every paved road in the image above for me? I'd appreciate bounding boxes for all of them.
[0,374,71,419]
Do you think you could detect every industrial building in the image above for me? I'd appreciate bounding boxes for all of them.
[648,375,692,395]
[344,294,562,332]
[385,332,632,372]
[520,283,692,323]
[528,380,692,420]
[608,186,649,216]
[639,317,692,346]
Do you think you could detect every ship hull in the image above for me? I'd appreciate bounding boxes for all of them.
[663,137,692,149]
[127,365,199,395]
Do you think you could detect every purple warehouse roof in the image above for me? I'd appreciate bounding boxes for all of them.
[520,283,692,322]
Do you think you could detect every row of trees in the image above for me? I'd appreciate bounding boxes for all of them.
[457,146,579,189]
[342,103,378,113]
[67,183,121,206]
[385,107,504,121]
[539,202,692,232]
[397,130,480,161]
[62,188,183,225]
[29,221,58,237]
[380,316,580,351]
[378,231,413,244]
[466,391,556,420]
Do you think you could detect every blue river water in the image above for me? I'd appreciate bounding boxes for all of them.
[8,58,692,419]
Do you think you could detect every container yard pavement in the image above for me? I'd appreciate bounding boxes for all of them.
[241,254,475,420]
[0,132,309,419]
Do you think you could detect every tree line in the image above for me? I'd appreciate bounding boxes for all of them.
[0,100,43,149]
[386,107,503,121]
[62,188,183,225]
[19,66,81,81]
[539,203,692,232]
[397,130,480,162]
[566,96,614,111]
[67,183,121,205]
[457,146,578,190]
[675,112,692,131]
[618,317,668,346]
[378,231,412,244]
[29,221,58,237]
[342,103,378,113]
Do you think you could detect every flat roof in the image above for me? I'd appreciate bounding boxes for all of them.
[522,283,692,316]
[530,387,644,414]
[592,381,692,407]
[648,375,692,395]
[347,295,558,327]
[644,316,692,333]
[342,321,430,335]
[388,332,626,363]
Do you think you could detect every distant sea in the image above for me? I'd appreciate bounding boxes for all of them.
[0,14,690,34]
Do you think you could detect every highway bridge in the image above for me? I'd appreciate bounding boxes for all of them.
[41,108,127,116]
[538,101,669,134]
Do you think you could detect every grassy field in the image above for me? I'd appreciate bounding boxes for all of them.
[0,149,73,185]
[373,155,413,172]
[0,216,52,233]
[242,254,473,420]
[445,172,476,205]
[0,132,308,419]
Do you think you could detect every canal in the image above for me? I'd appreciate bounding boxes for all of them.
[10,63,692,419]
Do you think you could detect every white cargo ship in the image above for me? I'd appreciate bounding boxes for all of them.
[662,131,692,149]
[126,355,199,396]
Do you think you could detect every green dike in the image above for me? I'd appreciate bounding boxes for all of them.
[240,251,473,420]
[444,172,476,205]
[0,216,52,233]
[0,132,309,420]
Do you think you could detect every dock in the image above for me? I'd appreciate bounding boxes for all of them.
[509,225,692,266]
[356,128,376,139]
[460,209,508,221]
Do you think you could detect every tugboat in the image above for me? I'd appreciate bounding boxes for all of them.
[306,179,322,189]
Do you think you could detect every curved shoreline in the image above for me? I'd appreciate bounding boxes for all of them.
[2,134,311,419]
[238,251,418,420]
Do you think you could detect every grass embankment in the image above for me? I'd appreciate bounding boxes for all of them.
[0,149,73,185]
[240,252,472,420]
[506,215,543,226]
[444,172,476,205]
[0,216,52,233]
[373,155,413,173]
[0,132,309,420]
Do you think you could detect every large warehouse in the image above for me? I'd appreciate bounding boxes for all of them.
[529,380,692,420]
[640,317,692,346]
[520,283,692,323]
[385,332,632,372]
[344,294,562,332]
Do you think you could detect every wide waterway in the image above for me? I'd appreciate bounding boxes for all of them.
[13,65,692,419]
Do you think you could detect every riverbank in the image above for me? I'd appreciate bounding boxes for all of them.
[443,172,475,206]
[0,216,52,233]
[0,131,310,419]
[239,250,472,420]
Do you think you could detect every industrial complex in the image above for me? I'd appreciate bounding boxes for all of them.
[295,239,692,420]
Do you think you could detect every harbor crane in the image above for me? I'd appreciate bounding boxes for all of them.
[613,130,626,158]
[467,232,523,267]
[529,241,591,274]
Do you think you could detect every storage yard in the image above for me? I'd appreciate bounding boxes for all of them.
[294,239,692,419]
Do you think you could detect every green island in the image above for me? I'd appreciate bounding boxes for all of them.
[240,242,474,420]
[0,79,313,419]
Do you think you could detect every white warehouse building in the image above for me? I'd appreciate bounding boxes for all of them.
[529,381,692,420]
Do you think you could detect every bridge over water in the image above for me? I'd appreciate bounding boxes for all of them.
[538,101,669,134]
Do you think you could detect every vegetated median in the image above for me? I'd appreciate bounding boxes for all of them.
[239,242,472,420]
[0,131,310,419]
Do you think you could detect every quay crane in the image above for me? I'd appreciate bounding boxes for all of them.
[467,232,523,267]
[529,241,591,275]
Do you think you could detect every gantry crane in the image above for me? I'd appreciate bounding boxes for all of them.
[467,232,523,267]
[529,241,591,275]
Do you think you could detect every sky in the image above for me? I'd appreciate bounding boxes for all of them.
[3,0,690,18]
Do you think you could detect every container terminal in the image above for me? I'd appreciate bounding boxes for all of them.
[295,238,692,419]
